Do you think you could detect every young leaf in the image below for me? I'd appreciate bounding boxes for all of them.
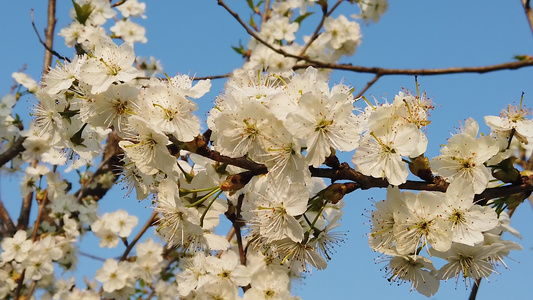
[231,40,248,58]
[294,12,314,25]
[72,0,93,25]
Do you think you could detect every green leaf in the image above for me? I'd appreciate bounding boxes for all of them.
[231,40,247,58]
[249,15,257,30]
[246,0,254,10]
[294,12,314,25]
[72,0,93,25]
[70,123,88,147]
[514,54,533,61]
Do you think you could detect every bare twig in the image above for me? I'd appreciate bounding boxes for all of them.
[355,74,381,99]
[79,251,107,262]
[219,0,533,77]
[523,0,533,37]
[298,0,343,57]
[294,60,533,76]
[194,72,232,81]
[119,212,158,261]
[31,8,69,65]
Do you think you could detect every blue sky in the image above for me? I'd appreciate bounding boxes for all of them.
[1,1,532,299]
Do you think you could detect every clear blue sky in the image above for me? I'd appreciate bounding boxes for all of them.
[1,1,532,299]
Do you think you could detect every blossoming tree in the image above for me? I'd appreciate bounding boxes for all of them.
[1,1,532,299]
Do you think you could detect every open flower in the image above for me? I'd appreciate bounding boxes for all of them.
[430,118,499,194]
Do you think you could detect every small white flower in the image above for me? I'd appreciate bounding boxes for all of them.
[0,230,32,263]
[431,118,499,194]
[80,41,141,94]
[12,72,38,93]
[95,259,130,293]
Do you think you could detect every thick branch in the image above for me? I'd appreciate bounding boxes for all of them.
[75,131,124,202]
[310,163,533,203]
[42,0,57,74]
[0,136,26,168]
[174,135,268,176]
[0,198,16,236]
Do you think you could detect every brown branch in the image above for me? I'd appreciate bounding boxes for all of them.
[31,190,47,241]
[0,198,15,236]
[294,60,533,76]
[0,136,26,168]
[75,131,124,202]
[79,251,107,262]
[219,0,533,77]
[111,0,127,8]
[227,194,246,266]
[119,212,158,261]
[175,135,268,176]
[523,0,533,37]
[310,163,533,203]
[16,190,48,300]
[261,0,271,24]
[17,173,35,231]
[355,74,381,98]
[193,72,232,81]
[298,0,343,57]
[42,0,57,74]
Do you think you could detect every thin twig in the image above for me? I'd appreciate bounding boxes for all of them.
[298,0,343,57]
[523,0,533,37]
[17,190,48,300]
[355,74,380,98]
[30,8,70,64]
[219,0,533,77]
[119,212,158,261]
[194,72,232,81]
[294,60,533,76]
[233,194,246,266]
[79,251,107,262]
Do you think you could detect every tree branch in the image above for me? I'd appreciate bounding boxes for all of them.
[42,0,57,74]
[298,0,343,57]
[193,72,232,81]
[75,131,124,202]
[355,74,381,98]
[310,163,533,203]
[0,136,26,168]
[119,212,158,261]
[294,60,533,76]
[219,0,533,79]
[0,198,16,236]
[523,0,533,37]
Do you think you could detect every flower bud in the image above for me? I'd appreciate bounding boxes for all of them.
[491,157,520,183]
[324,183,347,204]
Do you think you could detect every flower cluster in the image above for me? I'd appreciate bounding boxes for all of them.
[0,0,530,299]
